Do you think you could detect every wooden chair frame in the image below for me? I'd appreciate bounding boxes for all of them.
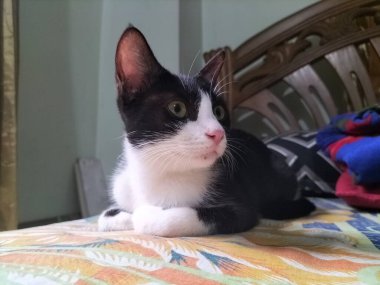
[204,0,380,137]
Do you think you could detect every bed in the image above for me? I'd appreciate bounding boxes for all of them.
[0,198,379,284]
[1,0,379,284]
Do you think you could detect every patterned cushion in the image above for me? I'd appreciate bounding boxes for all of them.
[265,131,341,197]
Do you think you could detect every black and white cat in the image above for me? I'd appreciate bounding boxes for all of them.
[98,26,315,236]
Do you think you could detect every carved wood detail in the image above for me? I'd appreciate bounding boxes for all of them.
[204,0,380,135]
[284,65,337,128]
[239,89,299,133]
[369,37,380,98]
[235,1,380,104]
[325,45,377,110]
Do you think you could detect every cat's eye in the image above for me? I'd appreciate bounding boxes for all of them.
[213,106,225,120]
[168,101,187,118]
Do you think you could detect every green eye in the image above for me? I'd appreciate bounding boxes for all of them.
[168,101,187,118]
[213,105,225,120]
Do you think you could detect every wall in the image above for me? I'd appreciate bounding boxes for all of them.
[179,0,202,76]
[95,0,180,181]
[202,0,318,51]
[18,0,102,223]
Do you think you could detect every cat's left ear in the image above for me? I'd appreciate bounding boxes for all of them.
[115,26,164,95]
[197,50,225,85]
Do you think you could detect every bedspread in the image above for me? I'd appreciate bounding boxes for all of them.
[0,199,379,285]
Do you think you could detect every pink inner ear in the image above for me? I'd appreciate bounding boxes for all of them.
[116,33,148,92]
[119,50,144,90]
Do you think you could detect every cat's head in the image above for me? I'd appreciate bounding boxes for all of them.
[115,26,229,171]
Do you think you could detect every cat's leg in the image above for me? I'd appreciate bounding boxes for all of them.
[132,206,210,237]
[98,207,134,231]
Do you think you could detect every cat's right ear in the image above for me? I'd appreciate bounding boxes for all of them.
[115,26,163,96]
[197,50,225,86]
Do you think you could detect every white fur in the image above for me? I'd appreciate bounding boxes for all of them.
[98,92,226,236]
[132,206,210,237]
[98,210,133,231]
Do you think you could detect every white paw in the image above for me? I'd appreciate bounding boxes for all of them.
[132,205,164,236]
[98,210,133,231]
[132,206,209,237]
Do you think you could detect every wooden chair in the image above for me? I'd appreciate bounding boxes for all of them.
[204,0,380,139]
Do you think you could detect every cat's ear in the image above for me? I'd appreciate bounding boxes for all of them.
[197,50,225,85]
[115,26,163,95]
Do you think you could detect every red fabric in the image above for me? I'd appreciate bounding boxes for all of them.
[344,115,372,135]
[327,136,363,161]
[336,171,380,209]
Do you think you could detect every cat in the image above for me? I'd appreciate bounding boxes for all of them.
[98,26,315,237]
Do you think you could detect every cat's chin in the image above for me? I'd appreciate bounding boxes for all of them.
[192,151,222,168]
[200,151,219,161]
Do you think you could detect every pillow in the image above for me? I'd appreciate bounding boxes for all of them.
[265,131,341,197]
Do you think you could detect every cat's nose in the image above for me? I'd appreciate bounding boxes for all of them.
[205,129,225,145]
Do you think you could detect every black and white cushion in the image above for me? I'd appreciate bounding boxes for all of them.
[265,131,340,197]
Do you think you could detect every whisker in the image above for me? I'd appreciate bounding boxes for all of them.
[222,147,236,175]
[178,75,186,90]
[226,141,246,163]
[216,91,229,97]
[215,80,236,95]
[113,134,126,141]
[188,49,201,77]
[213,72,232,94]
[209,63,222,95]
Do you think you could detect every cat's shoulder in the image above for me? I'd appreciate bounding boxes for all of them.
[226,128,268,151]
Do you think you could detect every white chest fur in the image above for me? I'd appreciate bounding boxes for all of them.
[111,140,214,212]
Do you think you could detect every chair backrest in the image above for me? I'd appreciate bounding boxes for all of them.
[204,0,380,139]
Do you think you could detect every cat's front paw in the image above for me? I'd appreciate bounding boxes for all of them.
[132,206,210,237]
[98,208,133,231]
[132,205,165,236]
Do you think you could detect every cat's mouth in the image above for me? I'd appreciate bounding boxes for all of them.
[196,142,226,162]
[196,146,225,161]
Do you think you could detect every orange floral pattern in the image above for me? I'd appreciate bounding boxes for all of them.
[0,199,379,284]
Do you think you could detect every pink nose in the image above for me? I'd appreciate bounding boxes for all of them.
[205,129,225,145]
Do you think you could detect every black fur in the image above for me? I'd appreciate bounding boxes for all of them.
[197,129,315,234]
[104,208,122,217]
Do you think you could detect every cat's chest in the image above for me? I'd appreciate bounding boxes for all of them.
[113,140,219,210]
[131,168,213,209]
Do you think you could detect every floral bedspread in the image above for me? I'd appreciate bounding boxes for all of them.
[0,199,379,285]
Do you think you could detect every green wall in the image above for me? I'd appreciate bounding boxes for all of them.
[18,0,102,223]
[180,0,202,75]
[95,0,180,182]
[202,0,318,51]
